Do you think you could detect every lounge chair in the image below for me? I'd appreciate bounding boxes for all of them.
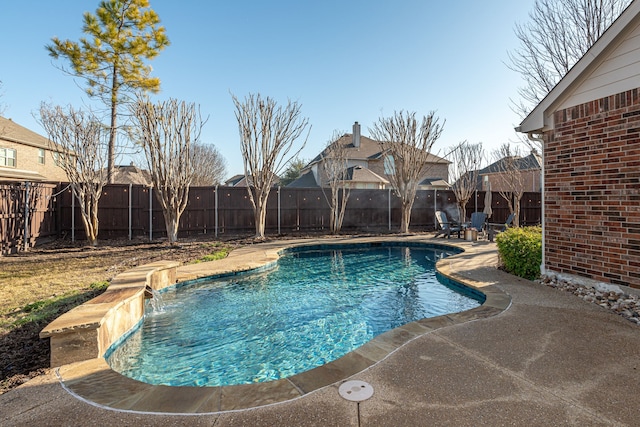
[434,210,462,239]
[470,212,487,239]
[487,213,515,242]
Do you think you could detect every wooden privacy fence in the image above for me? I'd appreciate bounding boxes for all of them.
[0,182,58,254]
[1,182,541,253]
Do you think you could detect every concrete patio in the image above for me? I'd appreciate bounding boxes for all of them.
[2,236,639,426]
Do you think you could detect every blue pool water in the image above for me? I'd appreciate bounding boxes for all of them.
[106,244,483,387]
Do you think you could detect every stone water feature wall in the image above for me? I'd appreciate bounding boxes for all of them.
[39,261,179,367]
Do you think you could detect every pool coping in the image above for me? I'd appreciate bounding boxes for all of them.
[50,235,511,414]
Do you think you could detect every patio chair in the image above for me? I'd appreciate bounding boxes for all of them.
[470,212,487,239]
[487,213,515,242]
[434,210,462,239]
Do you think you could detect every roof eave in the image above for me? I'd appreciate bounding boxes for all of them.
[516,0,640,134]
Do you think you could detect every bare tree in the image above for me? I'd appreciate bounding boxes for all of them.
[232,93,309,240]
[492,143,527,227]
[321,131,351,234]
[38,103,108,246]
[509,0,630,119]
[129,97,204,244]
[449,141,484,224]
[369,111,444,233]
[190,143,227,186]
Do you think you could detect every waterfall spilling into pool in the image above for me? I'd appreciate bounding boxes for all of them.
[147,288,165,313]
[106,244,483,387]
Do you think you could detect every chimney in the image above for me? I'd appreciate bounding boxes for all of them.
[352,121,361,148]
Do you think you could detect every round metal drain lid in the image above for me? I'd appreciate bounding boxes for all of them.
[338,380,374,402]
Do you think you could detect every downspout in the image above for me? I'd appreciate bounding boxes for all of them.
[527,132,545,276]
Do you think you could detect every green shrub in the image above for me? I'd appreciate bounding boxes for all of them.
[495,226,542,280]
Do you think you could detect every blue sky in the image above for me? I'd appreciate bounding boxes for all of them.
[1,1,535,179]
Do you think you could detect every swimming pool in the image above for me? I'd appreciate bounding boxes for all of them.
[106,243,483,387]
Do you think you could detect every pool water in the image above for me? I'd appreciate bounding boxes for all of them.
[106,245,483,387]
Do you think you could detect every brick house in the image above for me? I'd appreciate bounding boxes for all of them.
[0,117,67,182]
[289,122,450,189]
[517,2,640,289]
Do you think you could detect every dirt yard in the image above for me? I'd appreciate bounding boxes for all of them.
[0,235,248,394]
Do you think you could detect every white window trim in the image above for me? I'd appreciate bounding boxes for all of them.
[0,147,17,167]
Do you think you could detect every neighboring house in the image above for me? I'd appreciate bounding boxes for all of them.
[224,173,281,187]
[477,151,542,193]
[0,117,67,182]
[419,178,451,190]
[224,174,245,187]
[517,2,640,289]
[288,122,450,189]
[111,164,152,186]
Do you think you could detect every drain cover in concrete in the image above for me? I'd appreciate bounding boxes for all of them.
[338,380,374,402]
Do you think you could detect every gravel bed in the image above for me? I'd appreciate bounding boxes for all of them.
[540,274,640,325]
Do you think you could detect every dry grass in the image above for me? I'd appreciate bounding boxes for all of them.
[0,239,231,316]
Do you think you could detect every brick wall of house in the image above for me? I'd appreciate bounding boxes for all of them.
[367,158,387,178]
[0,140,67,181]
[420,162,450,184]
[546,88,640,289]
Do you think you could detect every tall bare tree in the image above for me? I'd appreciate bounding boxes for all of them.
[38,103,108,246]
[449,141,483,224]
[232,93,309,240]
[492,143,527,227]
[47,0,170,183]
[129,97,204,244]
[321,131,351,234]
[509,0,630,119]
[190,143,227,186]
[369,111,444,234]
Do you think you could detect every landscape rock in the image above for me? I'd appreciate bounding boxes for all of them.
[540,275,640,325]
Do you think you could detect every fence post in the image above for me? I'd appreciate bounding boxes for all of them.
[23,181,29,251]
[128,183,132,240]
[215,185,218,238]
[278,186,281,235]
[388,187,391,231]
[148,186,153,241]
[71,189,75,242]
[434,188,437,230]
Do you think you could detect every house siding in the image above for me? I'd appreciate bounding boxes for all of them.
[0,139,67,182]
[546,88,640,289]
[558,20,640,111]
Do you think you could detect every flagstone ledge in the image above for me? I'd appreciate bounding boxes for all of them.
[39,261,180,367]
